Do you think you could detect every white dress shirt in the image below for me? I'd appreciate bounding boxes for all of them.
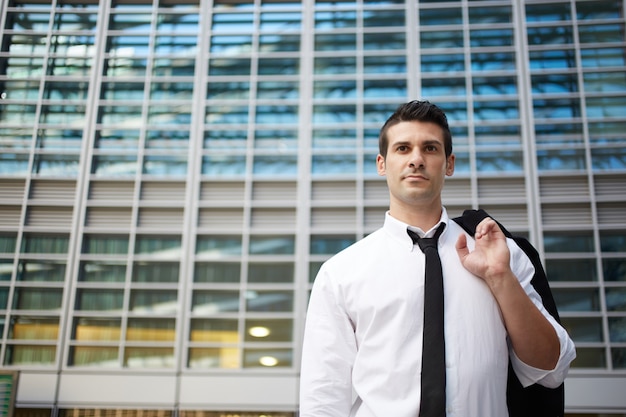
[299,208,576,417]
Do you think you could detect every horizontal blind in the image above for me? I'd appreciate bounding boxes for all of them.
[199,182,245,203]
[140,181,185,202]
[137,208,184,229]
[250,208,296,230]
[29,180,76,200]
[542,203,593,227]
[311,181,356,202]
[88,181,135,202]
[252,181,297,202]
[197,208,244,230]
[85,207,132,228]
[26,206,73,227]
[0,179,26,201]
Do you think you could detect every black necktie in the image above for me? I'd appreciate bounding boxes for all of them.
[408,223,446,417]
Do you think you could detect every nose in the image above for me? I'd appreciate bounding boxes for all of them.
[408,149,425,168]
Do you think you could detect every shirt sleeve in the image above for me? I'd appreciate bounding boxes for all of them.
[299,263,358,416]
[506,239,577,388]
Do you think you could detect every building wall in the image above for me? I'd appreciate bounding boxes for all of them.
[0,0,625,414]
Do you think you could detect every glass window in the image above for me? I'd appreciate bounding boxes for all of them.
[104,57,147,77]
[260,11,301,30]
[209,35,253,55]
[153,58,195,76]
[0,260,12,282]
[312,154,357,175]
[126,318,175,341]
[421,53,464,72]
[254,129,298,150]
[0,154,30,175]
[70,346,118,367]
[206,105,248,124]
[73,318,121,341]
[545,258,597,281]
[579,23,625,44]
[606,288,626,311]
[190,318,238,342]
[527,26,574,45]
[243,348,292,368]
[82,235,129,254]
[207,81,250,100]
[600,232,626,252]
[592,147,626,171]
[537,148,587,171]
[204,130,248,149]
[312,129,356,150]
[544,231,595,252]
[245,290,293,312]
[609,317,626,342]
[258,57,299,75]
[363,79,406,98]
[315,33,356,51]
[9,316,59,340]
[475,125,521,146]
[142,155,188,176]
[581,47,626,68]
[0,234,17,254]
[552,288,600,311]
[192,290,240,313]
[422,78,466,97]
[471,52,515,71]
[132,262,179,283]
[363,32,405,50]
[188,347,240,369]
[95,129,140,150]
[194,263,241,283]
[249,236,295,255]
[75,289,123,311]
[145,129,189,150]
[124,347,174,368]
[135,235,181,256]
[245,318,292,342]
[106,35,150,56]
[156,12,199,33]
[468,6,512,23]
[532,73,579,94]
[584,71,626,93]
[13,288,63,310]
[31,154,80,176]
[92,155,138,176]
[21,234,69,254]
[211,12,254,33]
[259,34,300,52]
[4,345,56,366]
[363,55,406,74]
[196,236,242,256]
[16,261,65,282]
[201,155,246,176]
[421,30,464,48]
[314,56,356,74]
[36,129,82,151]
[79,261,126,282]
[310,235,355,255]
[612,348,626,369]
[476,151,523,172]
[419,7,462,26]
[363,9,404,27]
[534,97,581,119]
[314,80,356,99]
[603,258,626,282]
[561,317,603,342]
[256,81,299,100]
[470,28,513,47]
[252,155,298,176]
[313,105,356,124]
[315,10,357,29]
[526,3,571,22]
[129,289,178,313]
[248,263,294,283]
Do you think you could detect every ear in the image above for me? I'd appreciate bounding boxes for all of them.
[445,153,455,177]
[376,154,386,176]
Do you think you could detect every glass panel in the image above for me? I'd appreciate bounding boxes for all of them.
[129,290,178,313]
[363,32,405,50]
[363,10,404,27]
[363,55,406,74]
[211,12,254,33]
[194,263,241,283]
[560,317,603,342]
[258,57,299,75]
[544,232,595,252]
[209,35,253,54]
[142,155,188,176]
[0,260,12,282]
[309,261,323,283]
[204,130,248,149]
[313,80,356,99]
[153,58,195,76]
[471,52,515,71]
[552,288,600,312]
[604,258,626,282]
[192,290,240,313]
[188,347,240,368]
[79,262,126,283]
[245,290,293,312]
[82,235,129,254]
[208,58,251,76]
[608,317,626,342]
[312,129,356,149]
[95,130,140,150]
[537,148,587,171]
[259,34,300,52]
[196,236,242,256]
[190,318,238,342]
[245,318,292,342]
[600,232,626,252]
[583,72,626,93]
[526,3,571,22]
[468,5,512,23]
[70,346,118,367]
[315,33,356,51]
[314,56,356,74]
[419,7,462,26]
[126,318,175,341]
[132,262,179,283]
[75,289,124,311]
[252,155,298,176]
[315,11,357,28]
[254,129,298,150]
[363,79,406,98]
[581,47,626,68]
[260,11,301,30]
[36,129,82,150]
[545,258,597,281]
[73,318,121,341]
[243,348,292,368]
[579,23,625,44]
[9,317,59,340]
[32,154,80,176]
[571,347,605,368]
[248,263,294,283]
[606,288,626,311]
[17,261,65,282]
[592,147,626,171]
[312,154,358,175]
[313,105,356,124]
[527,26,574,45]
[135,236,181,256]
[422,78,465,97]
[202,155,247,176]
[249,236,295,255]
[4,345,56,366]
[612,348,626,369]
[124,347,174,368]
[476,151,523,172]
[206,105,248,124]
[470,28,513,47]
[420,30,464,48]
[310,235,355,255]
[13,288,63,310]
[255,105,298,124]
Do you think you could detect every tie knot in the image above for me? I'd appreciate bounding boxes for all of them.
[407,222,446,253]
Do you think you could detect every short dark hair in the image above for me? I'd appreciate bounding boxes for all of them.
[378,100,452,158]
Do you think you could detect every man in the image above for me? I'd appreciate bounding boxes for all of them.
[299,100,576,416]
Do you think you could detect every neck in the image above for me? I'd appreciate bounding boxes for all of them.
[389,200,443,231]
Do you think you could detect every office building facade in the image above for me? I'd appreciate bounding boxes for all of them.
[0,0,625,415]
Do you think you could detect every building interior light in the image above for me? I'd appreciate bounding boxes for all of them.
[259,356,278,367]
[248,326,270,338]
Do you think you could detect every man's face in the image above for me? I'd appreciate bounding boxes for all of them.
[376,120,455,211]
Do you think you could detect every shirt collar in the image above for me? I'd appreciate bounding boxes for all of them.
[383,208,450,252]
